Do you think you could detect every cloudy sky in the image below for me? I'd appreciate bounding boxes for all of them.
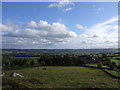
[1,1,118,49]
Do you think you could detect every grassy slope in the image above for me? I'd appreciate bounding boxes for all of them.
[105,69,119,77]
[3,66,119,88]
[110,57,120,66]
[111,59,119,66]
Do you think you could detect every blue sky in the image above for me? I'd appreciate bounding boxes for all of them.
[1,1,118,49]
[3,2,117,34]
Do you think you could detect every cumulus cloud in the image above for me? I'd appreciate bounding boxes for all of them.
[0,24,14,32]
[2,16,118,49]
[26,21,37,28]
[2,20,77,48]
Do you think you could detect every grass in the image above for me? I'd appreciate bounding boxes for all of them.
[3,66,119,88]
[86,64,108,68]
[105,69,120,77]
[86,64,97,67]
[110,57,120,66]
[15,57,40,59]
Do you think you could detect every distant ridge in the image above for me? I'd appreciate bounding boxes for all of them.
[2,48,118,54]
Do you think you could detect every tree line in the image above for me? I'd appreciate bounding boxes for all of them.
[3,54,87,68]
[2,53,120,70]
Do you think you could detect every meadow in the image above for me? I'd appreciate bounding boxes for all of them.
[86,64,109,68]
[15,56,40,58]
[3,66,119,88]
[104,69,119,77]
[110,57,120,66]
[2,49,120,88]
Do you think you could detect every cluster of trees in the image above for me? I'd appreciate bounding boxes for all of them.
[3,54,88,68]
[2,56,38,68]
[2,53,120,70]
[37,55,86,66]
[97,56,120,70]
[103,57,119,69]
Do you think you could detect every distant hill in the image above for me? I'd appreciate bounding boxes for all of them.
[2,48,119,54]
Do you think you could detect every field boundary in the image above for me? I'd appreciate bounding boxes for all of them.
[84,65,101,69]
[84,66,120,79]
[102,69,120,79]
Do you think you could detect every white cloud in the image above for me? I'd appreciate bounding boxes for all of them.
[26,21,37,28]
[75,24,84,30]
[48,0,74,12]
[2,16,118,49]
[0,22,20,33]
[96,16,118,27]
[0,24,14,32]
[2,20,77,47]
[64,8,73,11]
[73,16,118,49]
[85,17,118,38]
[48,0,73,8]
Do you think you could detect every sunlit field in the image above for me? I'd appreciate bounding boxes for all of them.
[3,66,119,88]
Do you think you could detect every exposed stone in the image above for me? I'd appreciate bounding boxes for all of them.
[10,72,24,77]
[0,72,4,77]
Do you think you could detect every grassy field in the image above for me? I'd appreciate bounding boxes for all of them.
[3,66,119,88]
[86,64,108,68]
[105,69,120,77]
[110,57,120,66]
[111,59,119,66]
[15,57,40,59]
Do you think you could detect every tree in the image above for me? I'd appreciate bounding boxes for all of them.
[111,62,117,69]
[30,60,35,66]
[104,57,111,65]
[102,54,107,58]
[38,55,53,66]
[76,58,86,66]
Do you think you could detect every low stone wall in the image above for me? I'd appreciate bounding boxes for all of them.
[102,69,120,79]
[84,65,120,79]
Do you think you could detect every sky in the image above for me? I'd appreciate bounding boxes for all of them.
[1,0,118,49]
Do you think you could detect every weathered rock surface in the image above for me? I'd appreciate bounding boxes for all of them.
[10,72,24,77]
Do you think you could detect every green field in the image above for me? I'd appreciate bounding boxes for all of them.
[3,66,119,88]
[105,69,119,77]
[86,64,108,68]
[110,57,120,66]
[15,57,40,59]
[111,60,119,66]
